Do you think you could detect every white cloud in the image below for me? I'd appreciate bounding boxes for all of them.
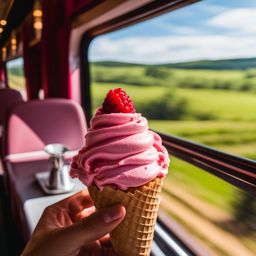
[89,34,256,64]
[209,8,256,34]
[89,7,256,64]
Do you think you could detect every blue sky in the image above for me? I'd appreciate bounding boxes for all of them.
[90,0,256,64]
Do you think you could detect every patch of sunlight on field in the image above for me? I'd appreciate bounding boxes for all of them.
[7,74,27,100]
[173,68,244,80]
[8,74,26,91]
[92,66,145,76]
[177,88,256,121]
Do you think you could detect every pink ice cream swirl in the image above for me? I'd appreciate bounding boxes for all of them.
[70,113,170,191]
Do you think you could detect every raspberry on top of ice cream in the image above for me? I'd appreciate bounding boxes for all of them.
[70,88,170,191]
[96,88,135,115]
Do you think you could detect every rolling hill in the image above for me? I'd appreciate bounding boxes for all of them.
[92,57,256,70]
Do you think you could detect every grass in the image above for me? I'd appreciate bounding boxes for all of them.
[91,65,246,80]
[91,64,256,91]
[92,82,256,121]
[7,73,25,90]
[176,88,256,121]
[172,68,244,80]
[6,73,26,94]
[91,82,166,111]
[149,120,256,158]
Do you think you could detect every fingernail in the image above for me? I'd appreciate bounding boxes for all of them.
[103,205,125,223]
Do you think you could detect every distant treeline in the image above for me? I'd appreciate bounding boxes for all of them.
[91,64,256,92]
[92,57,256,70]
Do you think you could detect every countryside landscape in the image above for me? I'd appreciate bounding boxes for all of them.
[7,57,256,255]
[89,58,256,256]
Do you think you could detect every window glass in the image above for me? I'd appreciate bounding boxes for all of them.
[160,156,255,256]
[89,0,256,160]
[89,0,256,254]
[6,57,27,100]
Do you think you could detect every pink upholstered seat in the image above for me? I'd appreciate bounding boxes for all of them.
[2,99,87,240]
[0,88,23,125]
[0,88,23,158]
[3,99,87,157]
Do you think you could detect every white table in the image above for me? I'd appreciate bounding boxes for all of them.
[24,178,84,234]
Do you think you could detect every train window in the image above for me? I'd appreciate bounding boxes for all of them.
[160,156,256,256]
[89,0,256,161]
[6,57,27,100]
[88,0,256,255]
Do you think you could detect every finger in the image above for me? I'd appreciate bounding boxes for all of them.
[56,204,126,251]
[99,234,112,248]
[57,189,93,209]
[69,191,94,213]
[51,189,94,221]
[76,206,95,221]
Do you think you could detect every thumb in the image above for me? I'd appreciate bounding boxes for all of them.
[57,204,126,249]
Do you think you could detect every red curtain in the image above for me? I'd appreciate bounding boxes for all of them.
[0,0,94,98]
[41,0,93,99]
[41,0,72,98]
[0,62,8,88]
[23,22,42,99]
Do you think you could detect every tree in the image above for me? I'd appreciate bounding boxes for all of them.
[144,67,170,79]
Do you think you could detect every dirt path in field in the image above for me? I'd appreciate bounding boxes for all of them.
[161,186,254,256]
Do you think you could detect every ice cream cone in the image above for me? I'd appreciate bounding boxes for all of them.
[88,177,164,256]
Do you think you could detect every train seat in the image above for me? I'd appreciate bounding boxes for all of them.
[3,98,87,157]
[2,99,87,238]
[0,88,23,126]
[0,88,23,158]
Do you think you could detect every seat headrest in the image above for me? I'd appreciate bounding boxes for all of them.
[0,88,23,123]
[4,99,87,155]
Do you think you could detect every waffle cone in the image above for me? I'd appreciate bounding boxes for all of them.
[88,177,163,256]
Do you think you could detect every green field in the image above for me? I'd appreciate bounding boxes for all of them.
[92,82,256,213]
[92,82,256,121]
[8,73,26,91]
[91,63,256,92]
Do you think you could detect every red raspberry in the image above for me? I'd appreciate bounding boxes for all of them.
[100,88,135,114]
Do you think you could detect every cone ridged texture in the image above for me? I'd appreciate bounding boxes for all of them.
[88,177,163,256]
